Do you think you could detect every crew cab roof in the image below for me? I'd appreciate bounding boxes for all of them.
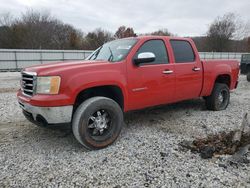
[132,35,193,41]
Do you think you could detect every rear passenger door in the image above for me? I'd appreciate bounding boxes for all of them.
[170,40,203,101]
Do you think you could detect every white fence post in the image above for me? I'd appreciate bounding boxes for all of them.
[40,51,43,64]
[14,51,18,70]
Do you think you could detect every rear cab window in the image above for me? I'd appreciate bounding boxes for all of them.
[170,40,195,63]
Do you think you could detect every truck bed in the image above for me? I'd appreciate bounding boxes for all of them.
[201,60,239,96]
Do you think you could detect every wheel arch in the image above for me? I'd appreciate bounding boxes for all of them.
[203,73,232,97]
[214,74,231,88]
[73,85,125,113]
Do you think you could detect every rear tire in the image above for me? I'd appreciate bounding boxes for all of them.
[72,97,123,150]
[205,83,230,111]
[247,72,250,82]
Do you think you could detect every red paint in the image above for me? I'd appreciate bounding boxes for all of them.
[17,36,239,112]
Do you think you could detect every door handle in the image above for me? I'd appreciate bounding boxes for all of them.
[162,70,173,74]
[192,67,201,72]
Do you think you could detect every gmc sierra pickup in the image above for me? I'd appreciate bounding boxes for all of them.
[17,36,239,150]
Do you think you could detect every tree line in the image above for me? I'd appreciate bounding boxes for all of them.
[0,10,249,52]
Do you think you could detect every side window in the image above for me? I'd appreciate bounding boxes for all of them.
[135,40,169,64]
[170,40,195,63]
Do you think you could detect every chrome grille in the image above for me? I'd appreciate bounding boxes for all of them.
[21,72,36,96]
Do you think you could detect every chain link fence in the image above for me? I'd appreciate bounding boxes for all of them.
[0,49,248,71]
[0,49,93,71]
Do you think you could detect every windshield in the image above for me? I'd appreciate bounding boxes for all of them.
[86,38,138,62]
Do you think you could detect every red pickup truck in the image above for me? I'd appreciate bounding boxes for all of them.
[17,36,239,150]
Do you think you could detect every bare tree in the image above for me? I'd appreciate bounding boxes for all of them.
[0,12,14,48]
[0,12,13,26]
[234,17,250,41]
[114,26,136,39]
[0,9,84,49]
[83,28,114,50]
[247,37,250,52]
[150,29,172,36]
[16,10,55,48]
[192,37,209,52]
[207,13,237,52]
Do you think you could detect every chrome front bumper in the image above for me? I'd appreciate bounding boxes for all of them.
[18,100,73,125]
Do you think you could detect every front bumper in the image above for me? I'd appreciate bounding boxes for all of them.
[18,100,73,126]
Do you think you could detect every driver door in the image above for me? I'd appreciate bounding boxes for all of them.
[126,39,175,110]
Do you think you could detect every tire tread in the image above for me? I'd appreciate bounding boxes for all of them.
[72,96,123,150]
[205,83,230,111]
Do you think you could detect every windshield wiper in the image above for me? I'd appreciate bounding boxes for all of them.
[108,47,114,62]
[87,46,102,60]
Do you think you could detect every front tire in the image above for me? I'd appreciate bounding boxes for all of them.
[72,97,123,150]
[205,83,230,111]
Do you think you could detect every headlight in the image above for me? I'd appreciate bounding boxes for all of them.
[36,76,61,94]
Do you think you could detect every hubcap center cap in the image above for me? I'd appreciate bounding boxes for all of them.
[88,110,110,135]
[218,93,224,103]
[95,118,106,129]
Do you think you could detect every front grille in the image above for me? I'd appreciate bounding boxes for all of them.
[21,72,36,96]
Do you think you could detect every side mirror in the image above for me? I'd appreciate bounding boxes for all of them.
[134,52,156,66]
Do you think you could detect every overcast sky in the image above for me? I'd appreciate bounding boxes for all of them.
[1,0,249,36]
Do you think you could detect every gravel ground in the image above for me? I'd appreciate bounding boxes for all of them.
[0,72,249,187]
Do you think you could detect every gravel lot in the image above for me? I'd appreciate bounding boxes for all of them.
[0,72,249,187]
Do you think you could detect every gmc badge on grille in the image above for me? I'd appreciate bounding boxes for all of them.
[22,81,26,88]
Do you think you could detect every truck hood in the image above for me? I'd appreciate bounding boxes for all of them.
[24,60,110,75]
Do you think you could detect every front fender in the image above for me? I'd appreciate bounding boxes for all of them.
[63,69,128,110]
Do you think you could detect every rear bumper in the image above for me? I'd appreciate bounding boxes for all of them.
[18,100,73,126]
